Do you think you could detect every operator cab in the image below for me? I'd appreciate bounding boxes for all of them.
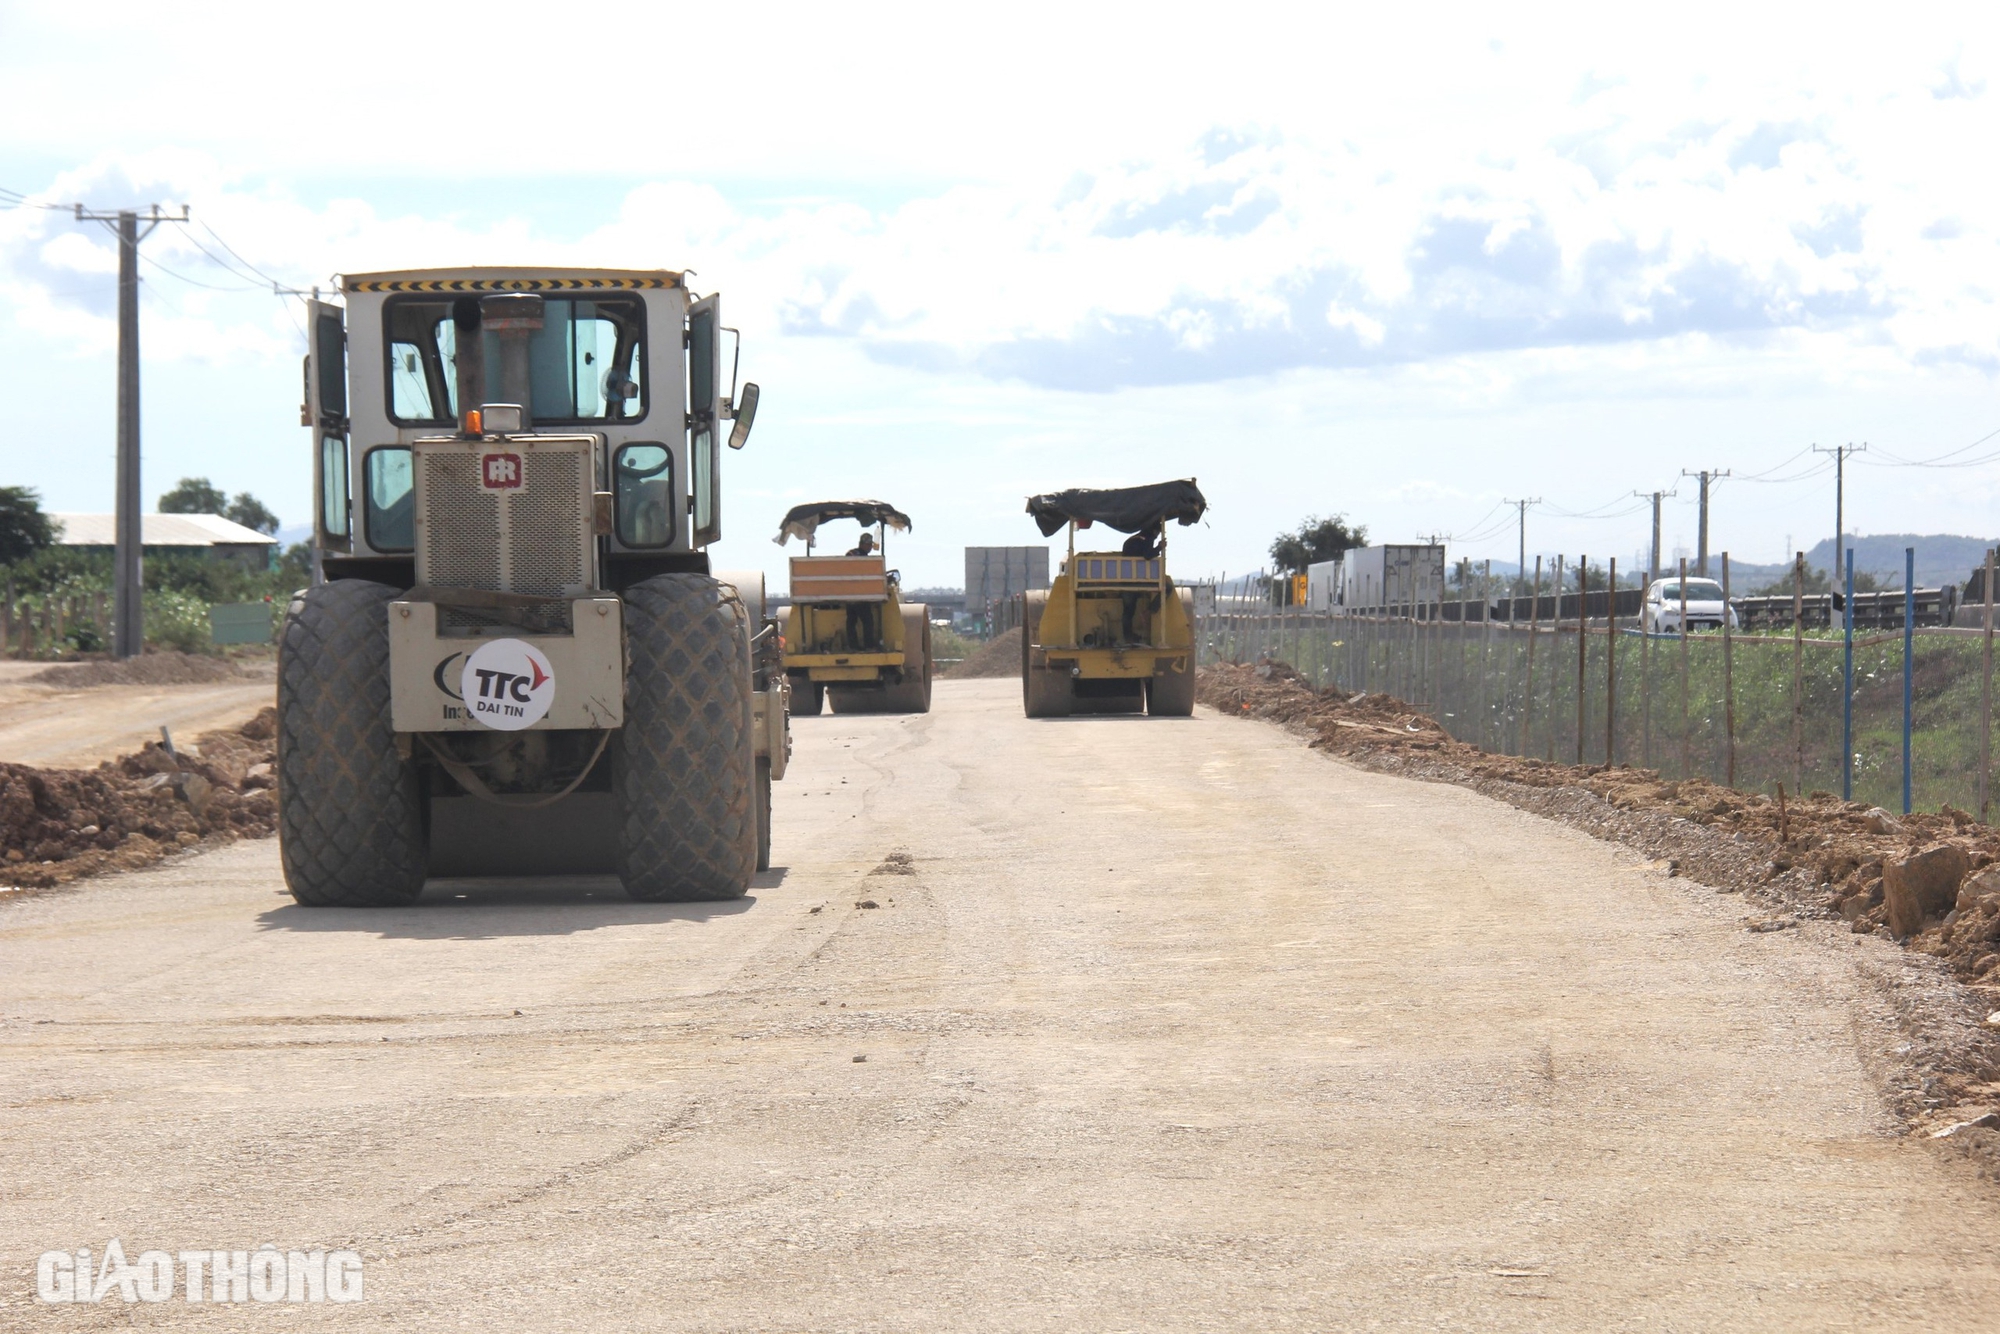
[303,269,761,596]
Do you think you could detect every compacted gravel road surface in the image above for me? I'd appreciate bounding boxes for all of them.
[3,677,1998,1330]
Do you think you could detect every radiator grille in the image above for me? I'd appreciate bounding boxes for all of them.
[417,442,593,596]
[512,452,586,595]
[422,453,502,591]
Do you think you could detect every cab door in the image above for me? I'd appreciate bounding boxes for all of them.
[305,298,351,552]
[687,294,722,545]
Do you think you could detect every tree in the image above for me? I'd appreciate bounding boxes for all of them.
[158,477,227,514]
[1269,514,1367,576]
[0,486,56,566]
[225,492,280,535]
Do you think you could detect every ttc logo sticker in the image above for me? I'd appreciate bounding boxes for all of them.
[480,452,523,490]
[460,639,555,730]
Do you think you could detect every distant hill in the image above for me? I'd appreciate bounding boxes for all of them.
[1797,535,1997,589]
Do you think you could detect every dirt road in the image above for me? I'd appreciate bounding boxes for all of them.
[4,677,1999,1330]
[0,662,274,769]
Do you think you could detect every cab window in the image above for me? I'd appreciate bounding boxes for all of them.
[385,296,646,426]
[364,447,414,551]
[614,443,674,548]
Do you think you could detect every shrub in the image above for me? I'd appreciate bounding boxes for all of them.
[143,589,213,654]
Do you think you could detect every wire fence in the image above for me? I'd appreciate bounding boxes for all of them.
[1200,605,2000,818]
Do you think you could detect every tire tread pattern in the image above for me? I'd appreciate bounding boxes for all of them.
[277,580,426,907]
[615,574,756,901]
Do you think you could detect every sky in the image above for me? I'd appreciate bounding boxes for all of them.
[3,1,2000,592]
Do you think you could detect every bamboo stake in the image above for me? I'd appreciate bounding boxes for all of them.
[1679,557,1691,780]
[1548,556,1564,762]
[1792,550,1805,797]
[1723,553,1736,789]
[1521,556,1541,757]
[1641,566,1652,768]
[1576,555,1588,767]
[1606,556,1617,767]
[1479,560,1492,750]
[1985,547,1995,822]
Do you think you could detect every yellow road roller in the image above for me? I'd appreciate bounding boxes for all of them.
[777,500,931,715]
[1021,479,1206,718]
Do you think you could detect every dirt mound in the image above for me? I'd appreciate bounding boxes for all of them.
[1201,662,2000,981]
[30,652,243,688]
[0,705,278,891]
[945,628,1022,679]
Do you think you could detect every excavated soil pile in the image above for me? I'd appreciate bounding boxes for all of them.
[29,652,246,688]
[945,628,1022,680]
[0,706,278,890]
[1201,662,2000,984]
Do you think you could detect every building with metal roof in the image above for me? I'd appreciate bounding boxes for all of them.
[52,514,278,567]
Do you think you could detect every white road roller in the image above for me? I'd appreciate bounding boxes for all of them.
[281,268,787,905]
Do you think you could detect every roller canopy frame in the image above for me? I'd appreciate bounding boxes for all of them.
[773,500,912,546]
[1025,479,1207,538]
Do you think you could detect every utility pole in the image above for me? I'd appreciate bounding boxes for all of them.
[1504,498,1541,595]
[1680,469,1731,577]
[73,203,188,659]
[1812,443,1866,606]
[1632,488,1675,579]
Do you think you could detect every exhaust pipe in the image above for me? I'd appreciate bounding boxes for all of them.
[480,293,543,429]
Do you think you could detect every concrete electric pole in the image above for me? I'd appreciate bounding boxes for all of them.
[1504,497,1541,595]
[1812,443,1866,593]
[1633,488,1676,580]
[72,203,188,659]
[1680,469,1731,577]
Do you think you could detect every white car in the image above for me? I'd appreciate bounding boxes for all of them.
[1643,576,1739,633]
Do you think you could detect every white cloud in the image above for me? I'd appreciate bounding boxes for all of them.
[6,5,2000,584]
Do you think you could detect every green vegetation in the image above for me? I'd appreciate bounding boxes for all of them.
[1210,615,2000,815]
[159,476,282,535]
[1269,515,1367,576]
[0,486,56,566]
[1,545,310,657]
[931,624,980,663]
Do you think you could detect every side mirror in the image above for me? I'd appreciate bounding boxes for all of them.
[727,382,760,450]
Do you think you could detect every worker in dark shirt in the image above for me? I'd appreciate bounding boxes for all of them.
[1119,524,1162,641]
[1122,524,1162,559]
[845,530,877,647]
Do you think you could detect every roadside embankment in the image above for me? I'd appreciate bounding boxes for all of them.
[0,707,278,893]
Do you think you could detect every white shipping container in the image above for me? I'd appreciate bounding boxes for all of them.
[1306,559,1343,610]
[1339,545,1446,612]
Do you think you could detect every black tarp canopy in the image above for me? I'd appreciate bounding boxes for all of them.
[774,500,913,546]
[1024,479,1207,538]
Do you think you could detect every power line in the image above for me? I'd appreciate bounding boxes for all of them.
[139,250,262,292]
[1864,424,2000,468]
[195,219,288,289]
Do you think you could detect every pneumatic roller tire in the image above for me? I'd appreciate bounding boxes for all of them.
[277,579,427,907]
[615,573,758,902]
[789,675,825,716]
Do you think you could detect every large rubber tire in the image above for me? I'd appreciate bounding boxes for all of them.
[1021,590,1071,718]
[1147,588,1197,717]
[790,674,824,716]
[277,580,426,907]
[755,757,773,873]
[614,574,757,902]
